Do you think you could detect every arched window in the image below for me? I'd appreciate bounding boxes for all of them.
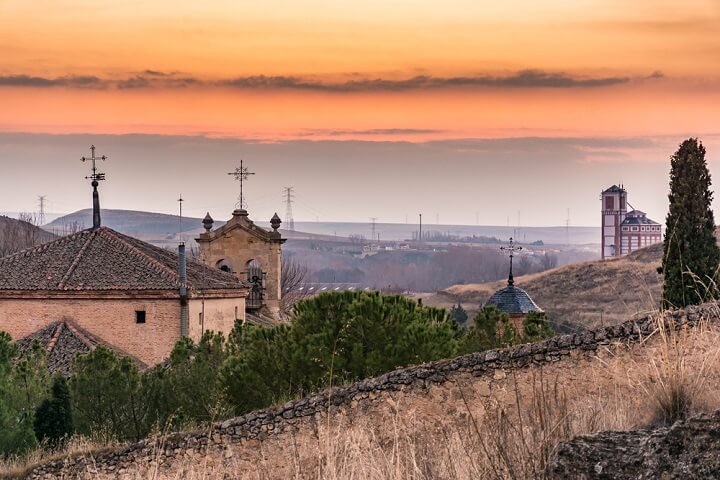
[216,259,233,273]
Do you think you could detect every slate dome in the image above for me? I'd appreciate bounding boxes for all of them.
[485,284,543,315]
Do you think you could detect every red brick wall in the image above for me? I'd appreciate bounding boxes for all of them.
[188,297,245,340]
[0,298,182,365]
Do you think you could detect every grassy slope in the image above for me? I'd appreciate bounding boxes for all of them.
[433,242,664,330]
[0,215,57,254]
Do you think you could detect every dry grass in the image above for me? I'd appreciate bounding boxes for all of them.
[634,308,720,426]
[0,436,117,479]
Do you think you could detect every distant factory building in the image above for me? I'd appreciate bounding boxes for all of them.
[601,185,662,259]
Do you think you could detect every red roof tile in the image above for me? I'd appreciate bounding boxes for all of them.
[0,227,244,291]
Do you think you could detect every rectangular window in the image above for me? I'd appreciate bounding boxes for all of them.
[605,196,614,210]
[199,312,203,325]
[135,310,146,324]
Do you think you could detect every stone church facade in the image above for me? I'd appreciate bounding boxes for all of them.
[196,209,285,318]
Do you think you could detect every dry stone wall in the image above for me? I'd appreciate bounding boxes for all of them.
[22,303,718,479]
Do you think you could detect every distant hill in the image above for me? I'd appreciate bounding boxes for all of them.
[45,209,223,240]
[0,215,57,257]
[430,242,665,331]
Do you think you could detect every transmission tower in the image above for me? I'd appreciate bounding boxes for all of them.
[283,187,295,231]
[566,208,570,245]
[37,195,47,226]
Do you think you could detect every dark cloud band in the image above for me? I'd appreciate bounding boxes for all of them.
[0,69,661,91]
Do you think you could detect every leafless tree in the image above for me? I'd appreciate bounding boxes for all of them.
[539,252,559,271]
[280,253,309,314]
[0,213,44,257]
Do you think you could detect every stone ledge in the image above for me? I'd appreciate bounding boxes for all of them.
[549,409,720,479]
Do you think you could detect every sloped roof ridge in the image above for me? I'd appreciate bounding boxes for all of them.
[0,228,89,263]
[57,230,97,289]
[97,227,180,284]
[46,322,64,353]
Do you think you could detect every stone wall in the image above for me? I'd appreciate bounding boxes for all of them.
[21,303,719,479]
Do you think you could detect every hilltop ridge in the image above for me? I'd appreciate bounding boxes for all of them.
[435,242,664,330]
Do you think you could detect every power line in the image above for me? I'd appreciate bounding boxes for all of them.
[283,187,295,231]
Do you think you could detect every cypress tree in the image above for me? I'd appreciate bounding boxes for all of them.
[662,138,720,308]
[34,375,74,449]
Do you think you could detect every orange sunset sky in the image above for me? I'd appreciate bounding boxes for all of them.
[0,0,719,226]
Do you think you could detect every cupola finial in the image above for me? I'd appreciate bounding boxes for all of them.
[80,145,107,229]
[500,237,522,286]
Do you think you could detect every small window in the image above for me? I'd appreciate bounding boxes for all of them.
[199,312,203,325]
[135,310,146,324]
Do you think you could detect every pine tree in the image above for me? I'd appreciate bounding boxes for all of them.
[522,311,554,342]
[450,304,469,325]
[33,375,74,449]
[662,138,720,308]
[459,306,519,354]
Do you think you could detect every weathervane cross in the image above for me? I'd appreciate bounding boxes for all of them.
[81,144,107,183]
[500,237,522,286]
[80,144,108,230]
[228,159,255,210]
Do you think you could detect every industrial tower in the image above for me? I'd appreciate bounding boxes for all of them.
[283,187,295,231]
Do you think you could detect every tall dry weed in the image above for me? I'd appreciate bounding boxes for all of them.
[634,307,720,426]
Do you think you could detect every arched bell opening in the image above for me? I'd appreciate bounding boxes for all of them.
[246,259,264,309]
[216,259,234,273]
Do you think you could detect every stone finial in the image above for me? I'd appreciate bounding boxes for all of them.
[270,213,282,232]
[202,212,214,232]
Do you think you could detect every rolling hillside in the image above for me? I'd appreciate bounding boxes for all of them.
[0,215,57,257]
[44,209,222,240]
[430,242,665,330]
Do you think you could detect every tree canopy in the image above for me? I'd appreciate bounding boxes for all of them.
[662,138,720,308]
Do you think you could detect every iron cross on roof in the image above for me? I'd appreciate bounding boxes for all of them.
[500,237,522,286]
[80,145,107,183]
[228,159,255,210]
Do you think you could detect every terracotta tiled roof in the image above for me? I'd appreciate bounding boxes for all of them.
[622,210,661,226]
[16,320,148,375]
[602,184,626,194]
[0,227,244,291]
[485,285,543,315]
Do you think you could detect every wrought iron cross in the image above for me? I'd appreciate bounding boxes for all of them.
[80,145,107,183]
[227,159,255,210]
[500,237,522,286]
